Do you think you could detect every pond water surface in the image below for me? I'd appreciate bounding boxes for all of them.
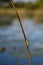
[0,18,43,65]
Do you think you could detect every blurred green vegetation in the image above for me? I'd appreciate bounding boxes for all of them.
[0,0,43,24]
[14,2,25,8]
[25,0,43,9]
[0,0,43,9]
[0,0,9,2]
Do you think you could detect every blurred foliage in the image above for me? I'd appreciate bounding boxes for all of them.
[25,2,38,10]
[9,2,25,8]
[25,0,43,10]
[35,0,43,9]
[0,0,43,9]
[14,2,25,8]
[0,0,9,2]
[25,2,34,9]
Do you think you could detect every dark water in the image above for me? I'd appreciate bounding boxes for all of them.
[0,18,43,65]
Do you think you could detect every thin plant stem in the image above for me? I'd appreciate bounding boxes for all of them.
[10,0,32,65]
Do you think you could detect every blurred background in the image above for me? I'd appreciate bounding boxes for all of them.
[0,0,43,65]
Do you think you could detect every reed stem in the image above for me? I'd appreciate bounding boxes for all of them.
[10,0,32,65]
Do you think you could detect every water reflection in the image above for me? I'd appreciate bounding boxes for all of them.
[0,18,43,65]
